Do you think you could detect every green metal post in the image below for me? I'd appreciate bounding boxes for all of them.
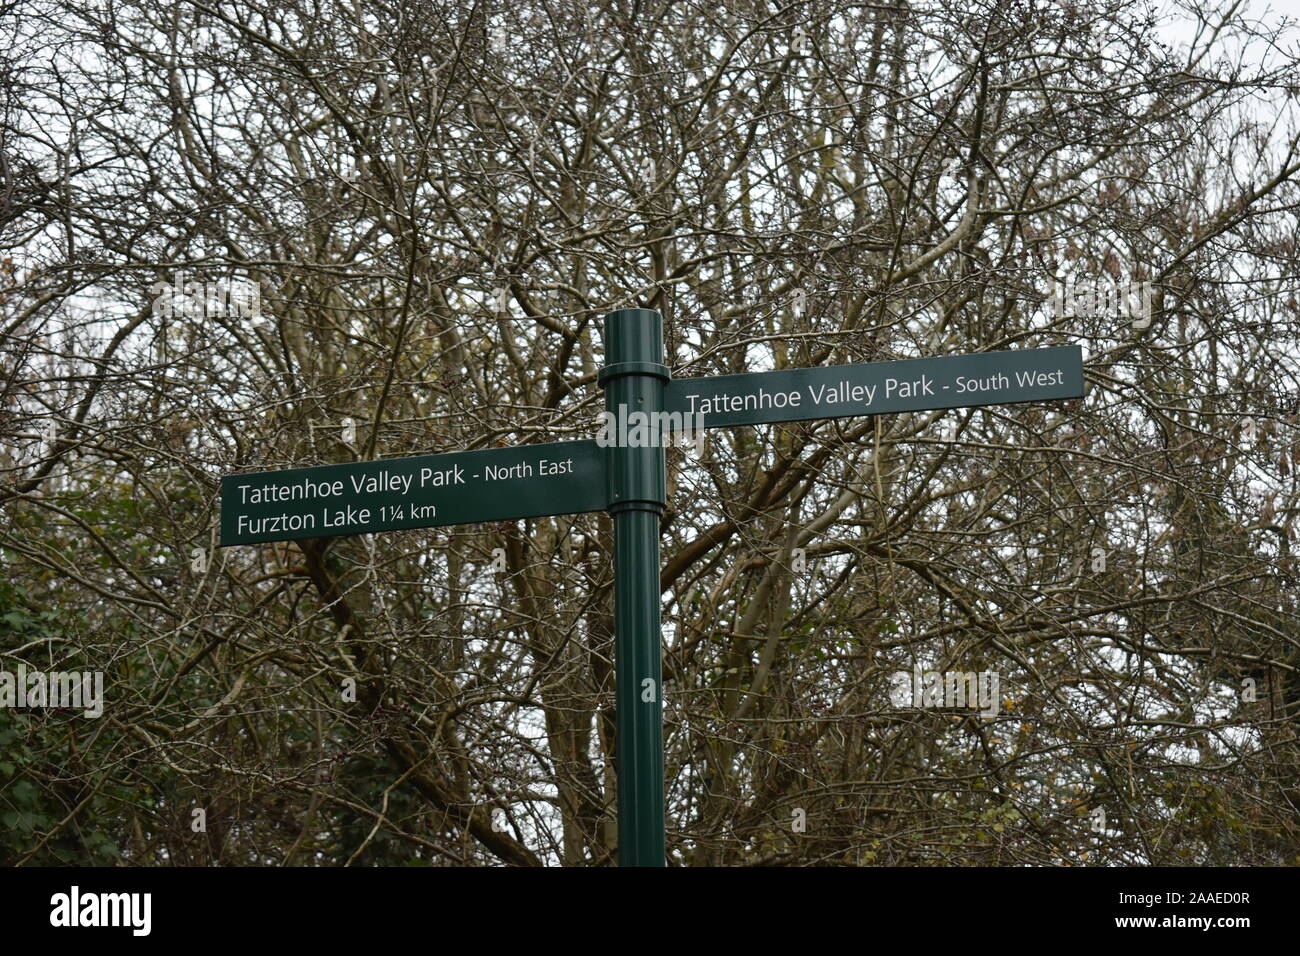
[598,308,668,867]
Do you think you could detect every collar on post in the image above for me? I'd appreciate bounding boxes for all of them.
[597,361,671,386]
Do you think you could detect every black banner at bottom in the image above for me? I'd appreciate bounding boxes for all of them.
[0,864,1278,943]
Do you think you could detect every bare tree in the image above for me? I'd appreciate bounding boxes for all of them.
[1,0,1298,865]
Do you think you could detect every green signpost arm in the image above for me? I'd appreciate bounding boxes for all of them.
[598,308,668,867]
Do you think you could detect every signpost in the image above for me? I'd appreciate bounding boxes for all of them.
[218,309,1085,867]
[598,308,668,867]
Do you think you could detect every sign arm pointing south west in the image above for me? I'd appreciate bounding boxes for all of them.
[663,345,1084,430]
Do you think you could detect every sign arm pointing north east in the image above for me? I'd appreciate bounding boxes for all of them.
[220,440,607,547]
[218,311,1085,867]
